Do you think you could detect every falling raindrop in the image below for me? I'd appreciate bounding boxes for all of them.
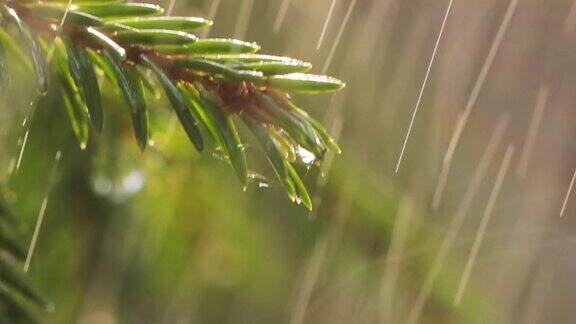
[316,0,338,50]
[200,0,221,39]
[11,99,37,176]
[517,85,548,178]
[407,115,508,324]
[273,0,291,33]
[234,0,255,39]
[24,150,62,272]
[431,0,519,209]
[321,0,357,74]
[15,126,30,171]
[289,182,357,324]
[43,0,74,66]
[454,145,515,305]
[394,0,454,173]
[379,195,414,323]
[6,158,15,175]
[11,0,76,176]
[564,0,576,34]
[560,168,576,217]
[165,0,177,16]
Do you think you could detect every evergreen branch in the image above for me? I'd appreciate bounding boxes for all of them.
[0,0,344,209]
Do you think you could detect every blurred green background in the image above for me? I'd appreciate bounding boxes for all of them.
[2,0,576,323]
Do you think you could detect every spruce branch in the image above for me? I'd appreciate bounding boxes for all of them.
[0,0,345,209]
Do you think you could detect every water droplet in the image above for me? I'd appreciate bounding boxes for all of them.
[294,196,302,205]
[211,148,228,162]
[297,146,316,165]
